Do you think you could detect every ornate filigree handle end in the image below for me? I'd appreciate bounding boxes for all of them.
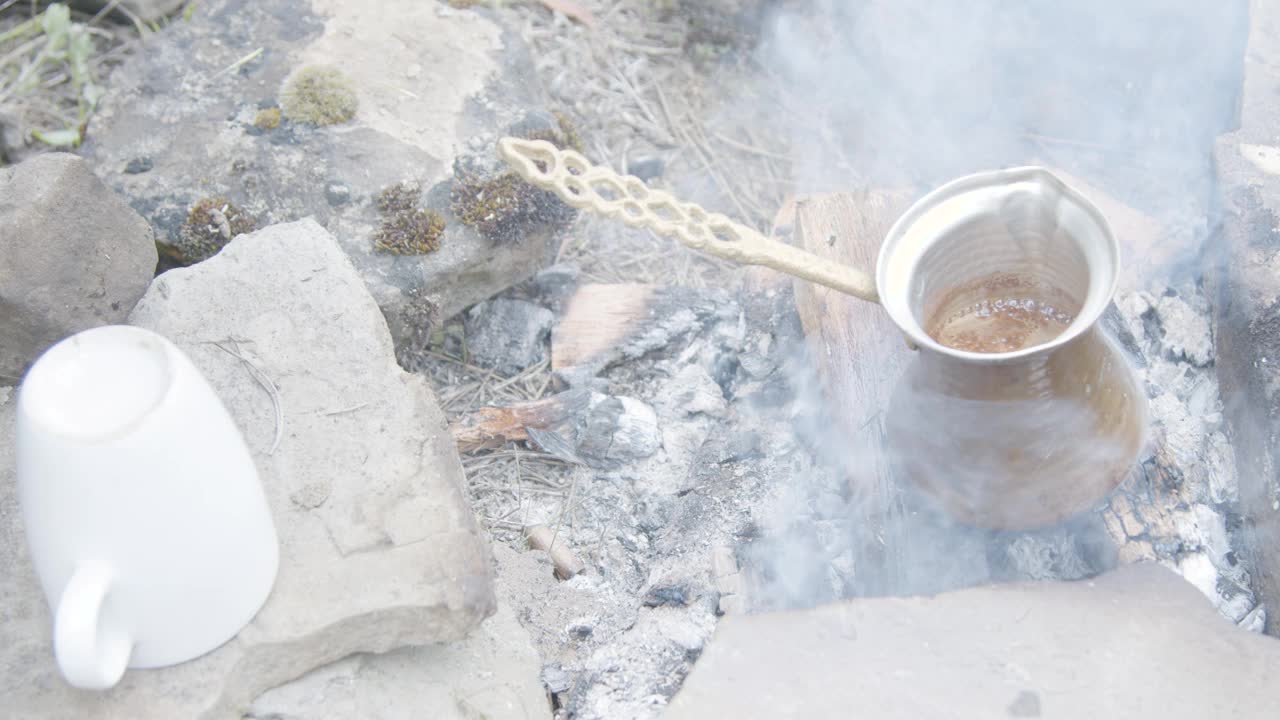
[496,137,879,303]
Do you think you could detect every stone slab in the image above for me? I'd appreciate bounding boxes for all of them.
[1212,0,1280,635]
[248,580,550,720]
[665,564,1280,719]
[0,219,493,718]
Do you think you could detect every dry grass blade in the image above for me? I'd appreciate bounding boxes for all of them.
[209,339,284,455]
[536,0,595,27]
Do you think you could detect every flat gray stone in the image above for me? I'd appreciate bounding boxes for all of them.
[82,0,570,364]
[248,579,550,720]
[666,564,1280,719]
[0,219,493,718]
[1212,0,1280,635]
[0,152,156,383]
[464,298,555,375]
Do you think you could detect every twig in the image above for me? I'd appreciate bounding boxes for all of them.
[321,402,367,416]
[710,130,792,162]
[525,523,585,580]
[209,339,284,455]
[421,349,506,377]
[214,46,263,78]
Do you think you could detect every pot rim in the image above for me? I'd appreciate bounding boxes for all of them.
[875,166,1121,363]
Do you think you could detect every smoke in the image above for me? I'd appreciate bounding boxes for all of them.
[758,0,1247,219]
[734,0,1246,608]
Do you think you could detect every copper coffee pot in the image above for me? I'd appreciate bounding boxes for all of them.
[497,138,1148,530]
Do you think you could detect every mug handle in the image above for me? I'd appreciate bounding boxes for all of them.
[54,564,132,690]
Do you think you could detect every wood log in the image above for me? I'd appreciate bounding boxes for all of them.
[790,190,919,595]
[551,283,730,373]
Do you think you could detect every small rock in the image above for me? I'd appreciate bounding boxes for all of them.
[325,181,351,206]
[737,352,775,380]
[659,365,728,418]
[464,298,555,375]
[541,663,572,694]
[529,262,580,310]
[1007,691,1042,718]
[1154,294,1213,366]
[711,546,739,578]
[719,430,763,463]
[124,156,154,174]
[626,156,665,181]
[1151,392,1206,471]
[1115,291,1154,344]
[1238,604,1267,634]
[643,585,692,608]
[575,395,661,467]
[567,620,594,640]
[0,153,157,382]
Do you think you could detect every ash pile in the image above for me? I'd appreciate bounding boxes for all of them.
[421,266,808,719]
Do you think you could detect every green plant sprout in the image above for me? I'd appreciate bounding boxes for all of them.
[0,3,105,149]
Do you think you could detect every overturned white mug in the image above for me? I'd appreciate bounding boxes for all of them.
[16,325,279,690]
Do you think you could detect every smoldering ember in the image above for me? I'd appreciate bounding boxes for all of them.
[4,0,1280,718]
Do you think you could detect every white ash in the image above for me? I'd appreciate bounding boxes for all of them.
[1110,284,1263,629]
[466,287,801,720]
[1155,292,1215,367]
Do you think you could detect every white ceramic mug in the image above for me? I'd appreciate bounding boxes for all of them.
[15,325,279,690]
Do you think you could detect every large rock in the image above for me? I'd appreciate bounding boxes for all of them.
[0,219,494,718]
[0,153,156,383]
[72,0,186,22]
[666,564,1280,719]
[81,0,572,366]
[1212,0,1280,636]
[248,578,550,720]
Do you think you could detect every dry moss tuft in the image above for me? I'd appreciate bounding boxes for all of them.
[173,197,257,264]
[253,107,282,130]
[450,117,580,243]
[521,111,585,153]
[373,183,447,255]
[280,65,358,126]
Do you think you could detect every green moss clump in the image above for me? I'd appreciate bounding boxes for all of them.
[372,183,447,255]
[280,65,358,126]
[253,107,282,130]
[173,197,257,264]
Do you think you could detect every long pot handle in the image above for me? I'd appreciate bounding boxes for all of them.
[496,138,880,304]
